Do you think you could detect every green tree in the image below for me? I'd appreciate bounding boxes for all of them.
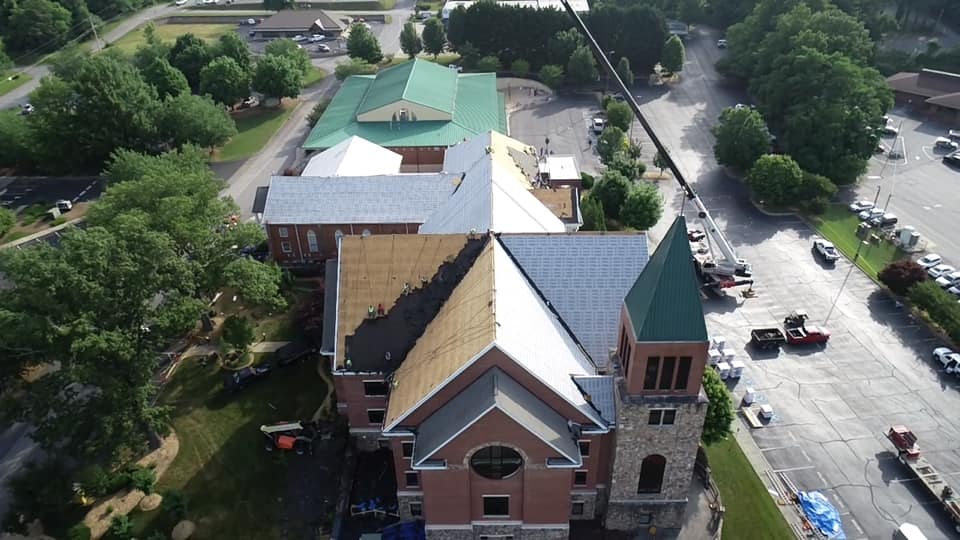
[0,111,33,169]
[156,93,237,150]
[223,258,286,311]
[132,23,171,72]
[746,154,803,206]
[252,55,303,102]
[222,315,255,352]
[548,28,584,65]
[347,23,384,64]
[422,17,446,59]
[265,38,311,77]
[168,34,212,91]
[661,34,686,73]
[445,5,467,51]
[620,182,663,230]
[797,171,837,213]
[200,57,250,107]
[702,367,734,444]
[400,22,423,59]
[538,64,564,88]
[28,54,161,172]
[108,515,134,540]
[712,106,770,171]
[608,152,645,181]
[0,207,15,238]
[0,41,12,71]
[458,41,480,68]
[262,0,294,9]
[510,58,530,77]
[605,101,633,131]
[590,169,630,220]
[141,57,190,99]
[215,31,252,73]
[476,55,500,72]
[334,58,378,80]
[615,56,634,87]
[653,151,669,175]
[3,0,71,52]
[597,126,626,164]
[580,195,607,231]
[585,4,667,71]
[567,45,598,85]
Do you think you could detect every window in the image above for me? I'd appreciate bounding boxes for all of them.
[471,446,522,479]
[574,470,588,486]
[648,409,676,426]
[571,502,585,516]
[307,230,318,252]
[281,241,292,253]
[409,502,422,517]
[361,229,372,237]
[367,409,385,424]
[675,356,692,390]
[643,357,660,390]
[578,440,591,458]
[482,496,510,517]
[405,471,419,488]
[659,357,676,390]
[479,536,514,540]
[401,441,414,459]
[637,455,666,494]
[278,227,289,238]
[363,380,388,397]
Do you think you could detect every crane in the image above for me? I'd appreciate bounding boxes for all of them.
[556,0,753,290]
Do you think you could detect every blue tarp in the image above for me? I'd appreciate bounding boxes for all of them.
[798,490,846,539]
[381,521,425,540]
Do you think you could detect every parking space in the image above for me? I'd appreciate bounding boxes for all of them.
[0,177,102,209]
[508,93,604,176]
[859,108,960,266]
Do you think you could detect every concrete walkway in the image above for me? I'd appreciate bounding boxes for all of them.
[180,340,291,358]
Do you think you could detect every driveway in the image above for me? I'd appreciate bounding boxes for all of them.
[638,25,960,540]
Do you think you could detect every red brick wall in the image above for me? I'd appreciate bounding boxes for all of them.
[576,432,613,488]
[389,146,446,172]
[333,373,388,429]
[618,307,708,396]
[266,222,420,264]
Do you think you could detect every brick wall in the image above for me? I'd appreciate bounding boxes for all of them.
[266,222,420,265]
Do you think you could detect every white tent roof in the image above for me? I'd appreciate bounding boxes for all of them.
[301,136,402,177]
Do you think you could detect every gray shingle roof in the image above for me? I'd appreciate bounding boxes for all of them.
[412,367,580,466]
[572,375,616,427]
[261,174,460,225]
[498,233,649,368]
[320,258,338,355]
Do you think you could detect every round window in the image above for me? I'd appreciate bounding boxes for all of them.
[470,446,522,479]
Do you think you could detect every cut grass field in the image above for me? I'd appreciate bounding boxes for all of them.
[110,23,236,54]
[303,66,328,87]
[705,438,795,540]
[214,102,296,162]
[0,71,32,96]
[808,203,906,279]
[130,357,325,538]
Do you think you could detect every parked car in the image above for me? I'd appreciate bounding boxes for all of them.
[944,151,960,167]
[308,34,325,42]
[716,39,727,48]
[932,347,960,374]
[935,136,959,150]
[292,35,306,42]
[418,10,433,19]
[20,103,33,115]
[812,237,840,263]
[223,364,272,392]
[858,207,884,221]
[927,263,956,279]
[448,64,463,72]
[245,18,256,24]
[935,270,960,288]
[316,43,330,52]
[881,124,899,136]
[916,253,942,268]
[868,212,898,228]
[592,117,605,133]
[174,0,188,5]
[949,129,960,141]
[848,200,874,213]
[948,285,960,298]
[239,96,259,109]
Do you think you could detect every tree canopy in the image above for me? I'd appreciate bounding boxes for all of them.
[605,101,634,132]
[168,34,213,91]
[746,154,803,206]
[200,57,250,106]
[585,4,667,71]
[421,17,446,59]
[661,35,685,73]
[476,55,500,72]
[567,45,598,85]
[141,57,190,100]
[215,31,252,73]
[538,64,564,89]
[615,56,634,87]
[547,28,583,66]
[156,93,237,150]
[590,169,631,220]
[400,22,423,59]
[252,55,303,102]
[580,195,606,232]
[347,23,384,64]
[712,106,770,172]
[2,0,71,52]
[264,38,311,77]
[702,367,734,444]
[597,126,626,164]
[620,181,663,230]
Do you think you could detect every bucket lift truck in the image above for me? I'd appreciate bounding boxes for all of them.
[557,0,753,292]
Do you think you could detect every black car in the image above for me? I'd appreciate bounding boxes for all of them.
[222,364,272,392]
[944,151,960,167]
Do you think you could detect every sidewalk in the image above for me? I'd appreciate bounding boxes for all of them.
[180,340,291,358]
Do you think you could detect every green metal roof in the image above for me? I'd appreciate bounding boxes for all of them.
[304,67,505,150]
[624,216,708,343]
[356,59,457,116]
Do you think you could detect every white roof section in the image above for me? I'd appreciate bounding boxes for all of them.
[442,0,589,19]
[544,155,580,181]
[262,174,459,224]
[420,133,565,234]
[301,136,403,177]
[491,240,605,428]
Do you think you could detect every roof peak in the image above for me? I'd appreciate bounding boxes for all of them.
[623,216,708,343]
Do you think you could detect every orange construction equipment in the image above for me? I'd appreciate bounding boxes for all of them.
[886,425,920,459]
[276,435,296,450]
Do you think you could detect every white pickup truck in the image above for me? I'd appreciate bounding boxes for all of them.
[812,237,840,263]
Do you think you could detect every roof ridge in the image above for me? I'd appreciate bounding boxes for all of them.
[399,58,418,105]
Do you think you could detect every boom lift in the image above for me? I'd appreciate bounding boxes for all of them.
[557,1,753,292]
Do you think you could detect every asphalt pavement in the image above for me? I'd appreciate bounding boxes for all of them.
[636,25,960,540]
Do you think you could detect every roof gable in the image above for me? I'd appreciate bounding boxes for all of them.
[300,136,402,177]
[356,59,457,116]
[624,216,707,343]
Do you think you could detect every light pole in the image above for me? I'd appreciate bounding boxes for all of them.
[823,239,869,326]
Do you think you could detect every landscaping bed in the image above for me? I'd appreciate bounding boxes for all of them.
[808,203,907,279]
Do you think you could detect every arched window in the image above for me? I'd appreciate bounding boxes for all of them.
[307,230,319,252]
[637,454,666,494]
[470,446,522,479]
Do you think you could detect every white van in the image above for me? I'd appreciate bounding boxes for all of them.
[894,523,928,540]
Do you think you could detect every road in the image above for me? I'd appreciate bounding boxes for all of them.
[638,25,960,540]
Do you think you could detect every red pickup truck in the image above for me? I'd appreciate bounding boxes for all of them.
[785,326,830,345]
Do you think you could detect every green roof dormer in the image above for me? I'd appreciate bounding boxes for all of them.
[355,59,458,121]
[623,216,708,343]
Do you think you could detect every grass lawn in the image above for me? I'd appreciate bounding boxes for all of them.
[130,357,326,539]
[808,204,906,279]
[0,71,32,96]
[382,53,460,68]
[110,23,236,54]
[705,438,795,540]
[214,102,296,162]
[254,310,296,341]
[302,66,328,87]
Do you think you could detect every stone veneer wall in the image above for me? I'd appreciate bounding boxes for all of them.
[425,525,568,540]
[605,388,707,530]
[398,493,424,521]
[569,491,598,520]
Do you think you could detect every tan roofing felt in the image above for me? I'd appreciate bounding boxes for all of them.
[384,240,497,427]
[335,234,471,369]
[530,188,577,220]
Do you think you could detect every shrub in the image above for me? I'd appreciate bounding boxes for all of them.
[620,181,664,230]
[162,490,189,521]
[107,515,134,540]
[590,170,630,220]
[597,126,626,164]
[907,280,960,343]
[67,524,92,540]
[416,2,430,10]
[580,172,594,190]
[702,367,733,443]
[879,260,927,296]
[128,467,156,494]
[475,55,501,73]
[145,532,167,540]
[0,207,15,237]
[307,98,331,126]
[605,100,633,131]
[510,58,530,77]
[76,465,130,498]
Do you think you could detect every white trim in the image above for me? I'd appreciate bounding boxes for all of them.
[332,240,342,374]
[412,459,447,470]
[348,426,382,433]
[396,490,424,496]
[362,379,389,397]
[383,342,496,431]
[425,525,473,530]
[520,524,569,529]
[379,429,415,437]
[401,440,414,459]
[413,403,496,466]
[498,404,582,465]
[471,520,521,526]
[545,459,580,469]
[607,497,689,504]
[481,495,511,518]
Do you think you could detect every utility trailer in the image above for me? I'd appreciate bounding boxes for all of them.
[751,328,787,350]
[885,426,960,532]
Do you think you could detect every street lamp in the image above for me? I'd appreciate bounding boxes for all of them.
[823,239,869,326]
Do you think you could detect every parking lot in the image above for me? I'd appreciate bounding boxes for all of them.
[860,108,960,267]
[508,92,604,176]
[0,177,102,209]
